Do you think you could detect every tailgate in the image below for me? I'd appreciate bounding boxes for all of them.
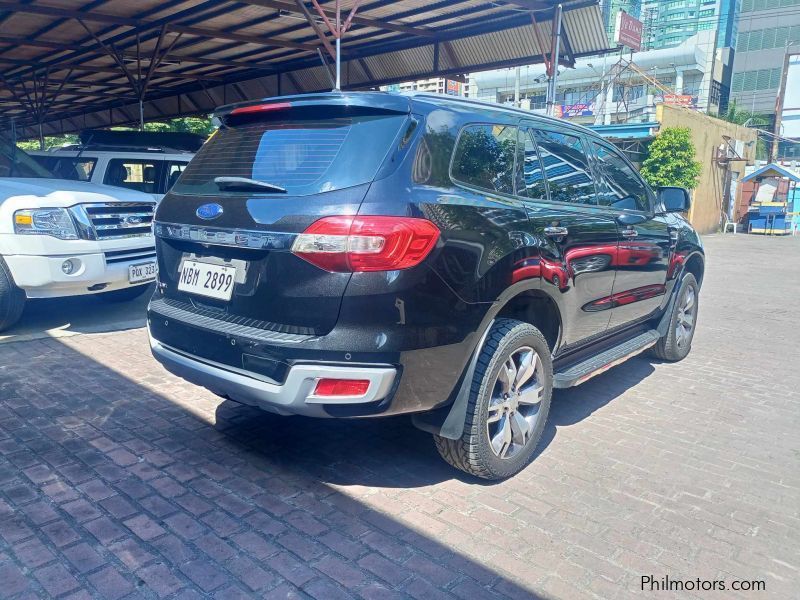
[153,101,410,336]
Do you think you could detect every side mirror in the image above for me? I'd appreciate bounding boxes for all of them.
[658,186,691,213]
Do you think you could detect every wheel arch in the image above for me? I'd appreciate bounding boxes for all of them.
[412,281,562,440]
[494,289,562,354]
[683,251,705,287]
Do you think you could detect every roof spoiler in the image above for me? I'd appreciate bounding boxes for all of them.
[214,92,412,121]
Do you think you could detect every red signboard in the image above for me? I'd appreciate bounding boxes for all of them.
[661,94,696,107]
[615,11,643,52]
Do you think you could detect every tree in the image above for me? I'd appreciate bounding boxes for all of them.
[640,127,702,190]
[142,116,213,136]
[717,100,769,161]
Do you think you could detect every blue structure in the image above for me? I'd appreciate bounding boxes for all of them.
[740,164,800,235]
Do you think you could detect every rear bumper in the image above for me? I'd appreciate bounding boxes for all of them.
[149,332,397,417]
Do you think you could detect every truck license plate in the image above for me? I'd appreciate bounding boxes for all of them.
[128,261,157,284]
[177,260,236,301]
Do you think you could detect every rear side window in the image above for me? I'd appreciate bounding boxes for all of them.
[32,156,96,181]
[450,124,518,195]
[531,129,596,205]
[105,159,163,194]
[172,112,407,196]
[591,142,651,211]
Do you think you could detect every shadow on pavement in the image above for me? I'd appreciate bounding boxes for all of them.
[0,337,549,599]
[0,284,152,343]
[213,356,655,489]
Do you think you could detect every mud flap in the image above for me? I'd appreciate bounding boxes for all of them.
[411,319,495,440]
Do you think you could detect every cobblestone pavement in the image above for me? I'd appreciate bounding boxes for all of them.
[1,234,798,600]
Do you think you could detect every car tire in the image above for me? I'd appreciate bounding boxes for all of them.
[0,257,26,333]
[98,283,152,303]
[434,318,553,480]
[651,272,699,362]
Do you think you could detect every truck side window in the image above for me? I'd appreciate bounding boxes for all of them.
[530,129,596,205]
[451,124,518,195]
[105,159,162,194]
[591,142,650,212]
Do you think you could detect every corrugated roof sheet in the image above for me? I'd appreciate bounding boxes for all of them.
[0,0,612,138]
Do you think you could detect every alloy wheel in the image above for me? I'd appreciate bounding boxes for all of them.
[675,286,696,348]
[486,346,544,459]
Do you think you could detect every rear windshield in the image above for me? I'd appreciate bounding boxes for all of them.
[171,111,407,196]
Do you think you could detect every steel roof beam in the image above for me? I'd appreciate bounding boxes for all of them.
[240,0,436,38]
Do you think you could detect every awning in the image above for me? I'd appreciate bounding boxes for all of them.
[0,0,612,138]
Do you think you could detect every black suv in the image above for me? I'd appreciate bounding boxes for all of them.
[148,92,703,480]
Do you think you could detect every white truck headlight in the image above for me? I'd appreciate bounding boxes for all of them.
[14,208,79,240]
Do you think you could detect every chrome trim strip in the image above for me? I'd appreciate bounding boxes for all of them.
[154,221,294,250]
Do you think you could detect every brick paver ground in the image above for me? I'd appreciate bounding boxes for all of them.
[1,234,798,599]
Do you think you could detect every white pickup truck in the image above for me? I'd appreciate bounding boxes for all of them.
[0,138,157,332]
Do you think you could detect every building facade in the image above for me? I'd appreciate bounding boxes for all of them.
[470,31,724,126]
[641,0,740,50]
[387,78,468,97]
[730,0,800,122]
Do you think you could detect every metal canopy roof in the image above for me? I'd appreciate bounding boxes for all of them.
[0,0,611,139]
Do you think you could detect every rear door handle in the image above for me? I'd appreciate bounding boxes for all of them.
[621,228,638,238]
[543,226,569,237]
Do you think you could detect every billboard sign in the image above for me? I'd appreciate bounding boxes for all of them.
[615,10,643,52]
[445,79,462,96]
[659,94,697,108]
[555,102,595,118]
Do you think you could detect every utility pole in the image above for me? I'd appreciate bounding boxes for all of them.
[546,4,563,117]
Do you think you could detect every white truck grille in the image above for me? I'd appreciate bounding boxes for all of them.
[84,203,155,239]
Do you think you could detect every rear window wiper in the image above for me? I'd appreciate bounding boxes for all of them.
[213,176,287,193]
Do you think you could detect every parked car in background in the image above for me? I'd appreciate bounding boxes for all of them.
[0,136,157,331]
[29,130,204,201]
[147,92,704,479]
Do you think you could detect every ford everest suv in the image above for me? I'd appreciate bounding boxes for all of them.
[148,92,704,479]
[0,137,157,331]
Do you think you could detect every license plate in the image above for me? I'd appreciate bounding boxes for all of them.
[128,261,157,283]
[178,260,236,301]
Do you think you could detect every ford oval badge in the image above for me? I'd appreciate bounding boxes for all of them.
[196,203,223,220]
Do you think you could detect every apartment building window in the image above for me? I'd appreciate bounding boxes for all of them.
[741,0,800,12]
[737,25,800,52]
[731,68,782,92]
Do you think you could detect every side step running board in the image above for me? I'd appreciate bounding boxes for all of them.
[553,330,661,389]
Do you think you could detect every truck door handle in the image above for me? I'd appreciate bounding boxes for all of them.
[621,228,638,238]
[543,226,569,237]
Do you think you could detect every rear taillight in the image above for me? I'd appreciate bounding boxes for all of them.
[313,378,370,397]
[291,216,440,272]
[229,102,292,115]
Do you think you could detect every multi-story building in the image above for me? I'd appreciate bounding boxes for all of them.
[470,31,725,125]
[730,0,800,124]
[388,77,468,97]
[641,0,740,50]
[600,0,642,46]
